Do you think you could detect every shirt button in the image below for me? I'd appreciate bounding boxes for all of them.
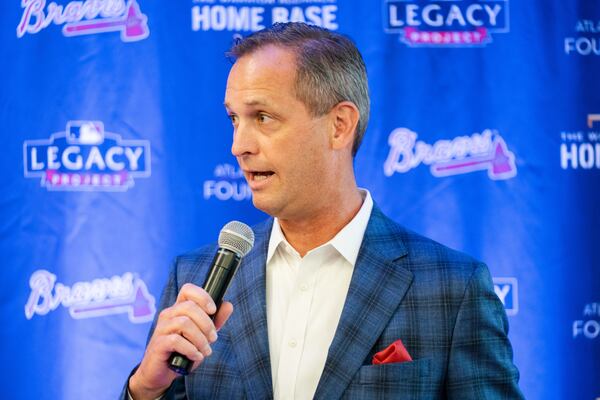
[300,284,309,292]
[289,339,297,348]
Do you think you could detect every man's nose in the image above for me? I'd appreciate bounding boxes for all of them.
[231,122,258,157]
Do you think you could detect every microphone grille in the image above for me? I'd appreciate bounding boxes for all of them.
[218,221,255,256]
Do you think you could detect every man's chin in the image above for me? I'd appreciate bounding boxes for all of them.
[250,195,279,218]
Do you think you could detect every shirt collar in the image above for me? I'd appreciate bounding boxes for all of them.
[267,217,288,263]
[267,189,373,266]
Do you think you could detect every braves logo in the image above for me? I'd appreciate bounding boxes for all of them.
[25,269,156,323]
[17,0,149,42]
[384,127,517,180]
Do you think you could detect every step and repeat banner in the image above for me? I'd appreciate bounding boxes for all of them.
[1,1,598,399]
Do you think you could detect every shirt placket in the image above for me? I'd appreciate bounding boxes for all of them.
[275,252,320,400]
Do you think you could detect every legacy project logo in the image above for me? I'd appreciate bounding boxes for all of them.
[384,0,509,47]
[23,120,151,191]
[25,269,156,323]
[17,0,150,42]
[384,127,517,180]
[493,277,518,316]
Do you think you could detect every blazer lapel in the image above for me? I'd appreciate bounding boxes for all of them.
[314,206,414,400]
[225,219,274,400]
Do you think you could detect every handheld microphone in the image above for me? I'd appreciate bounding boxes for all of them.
[167,221,255,375]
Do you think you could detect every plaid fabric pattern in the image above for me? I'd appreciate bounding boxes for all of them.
[121,204,524,399]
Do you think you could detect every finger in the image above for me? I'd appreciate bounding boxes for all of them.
[158,301,218,344]
[152,333,205,364]
[214,301,234,331]
[176,283,217,315]
[156,315,213,357]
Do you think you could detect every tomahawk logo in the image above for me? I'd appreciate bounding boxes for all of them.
[384,0,510,47]
[23,120,151,191]
[17,0,150,42]
[384,127,517,180]
[25,269,156,323]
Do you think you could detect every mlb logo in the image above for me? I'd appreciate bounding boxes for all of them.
[66,120,105,145]
[493,277,518,316]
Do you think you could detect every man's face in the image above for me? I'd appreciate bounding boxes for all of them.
[224,45,335,221]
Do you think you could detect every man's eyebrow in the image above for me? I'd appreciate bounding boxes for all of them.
[223,99,270,109]
[244,99,269,106]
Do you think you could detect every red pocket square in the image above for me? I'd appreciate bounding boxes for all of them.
[372,339,413,365]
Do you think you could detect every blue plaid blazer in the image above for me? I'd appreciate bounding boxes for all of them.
[122,205,523,399]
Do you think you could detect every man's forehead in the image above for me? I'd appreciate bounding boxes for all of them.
[224,47,300,110]
[227,45,298,84]
[238,44,298,65]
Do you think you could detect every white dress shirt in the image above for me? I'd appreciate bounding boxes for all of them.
[266,189,373,400]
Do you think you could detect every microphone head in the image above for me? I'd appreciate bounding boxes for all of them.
[218,221,255,256]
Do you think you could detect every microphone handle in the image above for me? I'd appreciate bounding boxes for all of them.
[167,248,241,375]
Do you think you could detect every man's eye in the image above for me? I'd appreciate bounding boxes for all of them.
[258,113,272,123]
[228,114,238,125]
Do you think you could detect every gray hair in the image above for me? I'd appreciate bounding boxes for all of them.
[228,22,370,156]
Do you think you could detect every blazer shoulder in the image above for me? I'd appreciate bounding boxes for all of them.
[374,207,483,279]
[403,227,481,267]
[377,214,496,313]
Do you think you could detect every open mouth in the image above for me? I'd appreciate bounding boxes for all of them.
[249,171,274,181]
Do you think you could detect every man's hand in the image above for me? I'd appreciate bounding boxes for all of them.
[128,283,234,400]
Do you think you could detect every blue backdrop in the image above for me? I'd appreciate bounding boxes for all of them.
[1,1,599,399]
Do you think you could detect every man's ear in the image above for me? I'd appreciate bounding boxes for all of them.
[329,101,360,151]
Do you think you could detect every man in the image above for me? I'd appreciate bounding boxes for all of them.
[123,22,523,399]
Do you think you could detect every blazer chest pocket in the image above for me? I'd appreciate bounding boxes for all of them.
[342,359,435,400]
[358,358,431,384]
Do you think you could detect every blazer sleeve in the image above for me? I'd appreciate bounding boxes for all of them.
[445,263,525,399]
